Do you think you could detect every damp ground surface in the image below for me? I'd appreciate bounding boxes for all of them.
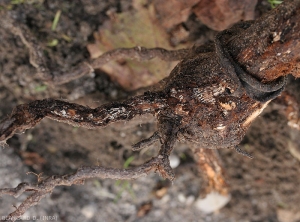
[0,1,300,221]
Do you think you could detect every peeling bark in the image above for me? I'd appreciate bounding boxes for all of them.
[0,1,299,220]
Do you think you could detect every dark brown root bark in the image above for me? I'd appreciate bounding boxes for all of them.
[0,94,165,142]
[0,0,300,220]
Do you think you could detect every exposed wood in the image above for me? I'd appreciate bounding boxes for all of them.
[226,0,300,81]
[194,149,229,195]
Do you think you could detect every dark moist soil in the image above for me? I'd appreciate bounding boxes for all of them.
[1,1,300,222]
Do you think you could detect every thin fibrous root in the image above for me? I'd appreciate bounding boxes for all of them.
[0,156,173,221]
[1,12,189,85]
[234,146,253,159]
[55,47,190,85]
[132,131,160,151]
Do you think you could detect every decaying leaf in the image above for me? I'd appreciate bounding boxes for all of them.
[87,0,185,90]
[153,0,257,32]
[193,0,258,31]
[153,0,199,30]
[87,0,258,90]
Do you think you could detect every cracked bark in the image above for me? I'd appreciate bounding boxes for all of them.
[0,1,299,221]
[226,0,300,81]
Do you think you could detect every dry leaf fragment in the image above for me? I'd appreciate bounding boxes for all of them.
[87,0,183,90]
[193,0,258,31]
[153,0,200,30]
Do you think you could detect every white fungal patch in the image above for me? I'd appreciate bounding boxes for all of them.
[193,83,226,104]
[171,88,186,102]
[51,109,69,118]
[193,88,215,103]
[272,32,281,42]
[105,107,129,121]
[178,95,184,101]
[95,120,103,125]
[213,87,225,96]
[109,107,123,114]
[52,110,62,116]
[215,124,226,130]
[156,104,165,109]
[171,88,176,93]
[170,88,177,97]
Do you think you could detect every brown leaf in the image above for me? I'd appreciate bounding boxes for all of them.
[87,0,185,90]
[153,0,200,30]
[193,0,258,31]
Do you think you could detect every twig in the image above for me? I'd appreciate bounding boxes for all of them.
[55,47,189,85]
[0,156,171,221]
[0,12,189,85]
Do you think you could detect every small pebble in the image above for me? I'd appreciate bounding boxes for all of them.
[161,194,170,203]
[186,195,195,205]
[194,192,231,213]
[178,193,186,203]
[169,154,180,168]
[81,204,96,219]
